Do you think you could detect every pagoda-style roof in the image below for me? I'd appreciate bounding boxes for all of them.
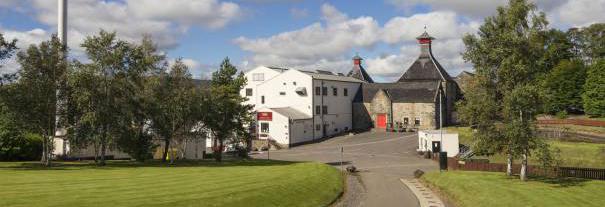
[347,55,374,83]
[398,32,452,82]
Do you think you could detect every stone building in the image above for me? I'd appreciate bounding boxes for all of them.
[351,31,460,131]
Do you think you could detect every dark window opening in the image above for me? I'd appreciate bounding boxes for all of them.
[315,87,321,95]
[414,118,421,126]
[315,105,321,115]
[245,88,252,96]
[261,123,269,133]
[279,91,286,95]
[322,87,328,96]
[322,106,328,114]
[261,96,265,104]
[344,88,348,96]
[333,88,338,96]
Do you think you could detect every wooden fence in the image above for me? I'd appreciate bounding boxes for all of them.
[440,157,605,180]
[537,119,605,127]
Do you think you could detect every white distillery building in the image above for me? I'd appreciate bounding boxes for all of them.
[241,67,363,147]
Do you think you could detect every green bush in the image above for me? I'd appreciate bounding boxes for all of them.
[583,59,605,117]
[0,133,43,161]
[555,110,568,119]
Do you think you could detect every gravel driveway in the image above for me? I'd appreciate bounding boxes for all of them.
[252,131,438,207]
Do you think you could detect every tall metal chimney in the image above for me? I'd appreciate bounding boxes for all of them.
[58,0,67,46]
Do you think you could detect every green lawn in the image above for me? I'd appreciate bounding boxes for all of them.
[446,126,605,168]
[0,160,343,207]
[482,141,605,168]
[422,171,605,207]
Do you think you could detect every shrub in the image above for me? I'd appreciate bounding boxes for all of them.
[555,110,568,119]
[0,133,43,161]
[583,60,605,117]
[413,169,425,178]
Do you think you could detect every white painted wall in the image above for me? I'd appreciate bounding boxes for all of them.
[243,67,361,145]
[255,70,313,116]
[290,119,314,144]
[241,66,286,110]
[417,130,459,157]
[312,79,360,139]
[257,108,290,145]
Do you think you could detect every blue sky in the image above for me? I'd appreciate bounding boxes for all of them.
[1,0,604,81]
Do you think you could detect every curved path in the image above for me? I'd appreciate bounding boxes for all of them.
[253,131,438,207]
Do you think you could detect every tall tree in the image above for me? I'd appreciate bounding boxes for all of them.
[542,60,586,114]
[460,0,548,180]
[13,36,67,166]
[582,59,605,117]
[148,59,197,163]
[503,84,542,181]
[114,36,164,162]
[72,30,132,166]
[205,57,253,162]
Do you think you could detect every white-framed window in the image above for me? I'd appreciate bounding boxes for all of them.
[245,88,253,96]
[415,117,421,126]
[261,122,269,133]
[252,73,264,81]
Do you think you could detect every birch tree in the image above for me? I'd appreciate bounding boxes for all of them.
[14,36,67,166]
[459,0,549,179]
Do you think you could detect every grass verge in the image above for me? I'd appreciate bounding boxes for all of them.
[422,171,605,207]
[0,160,343,207]
[446,127,605,168]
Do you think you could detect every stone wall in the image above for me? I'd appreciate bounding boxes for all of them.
[392,102,437,130]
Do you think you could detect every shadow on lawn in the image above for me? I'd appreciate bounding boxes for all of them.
[531,176,590,188]
[0,159,302,171]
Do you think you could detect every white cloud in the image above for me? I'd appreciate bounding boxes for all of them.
[382,11,478,44]
[2,28,48,50]
[234,3,381,69]
[1,0,242,56]
[235,3,478,80]
[385,0,568,19]
[548,0,605,27]
[126,0,241,29]
[0,28,50,74]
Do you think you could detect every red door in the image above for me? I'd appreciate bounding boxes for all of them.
[376,114,387,128]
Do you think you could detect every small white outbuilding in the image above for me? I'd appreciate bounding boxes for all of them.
[417,130,459,157]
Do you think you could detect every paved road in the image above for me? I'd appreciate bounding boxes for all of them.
[252,131,438,207]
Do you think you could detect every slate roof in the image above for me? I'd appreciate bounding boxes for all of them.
[300,70,365,83]
[398,32,453,82]
[398,56,453,81]
[270,107,312,120]
[354,81,440,103]
[347,64,374,83]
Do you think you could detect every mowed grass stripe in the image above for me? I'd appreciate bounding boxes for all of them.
[423,171,605,207]
[0,161,342,207]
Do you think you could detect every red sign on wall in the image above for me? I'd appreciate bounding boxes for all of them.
[257,112,272,121]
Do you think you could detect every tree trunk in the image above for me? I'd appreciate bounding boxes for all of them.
[99,128,107,166]
[520,149,528,181]
[93,140,99,163]
[45,136,52,167]
[213,138,222,162]
[162,138,170,162]
[169,139,175,164]
[41,134,47,164]
[506,149,513,176]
